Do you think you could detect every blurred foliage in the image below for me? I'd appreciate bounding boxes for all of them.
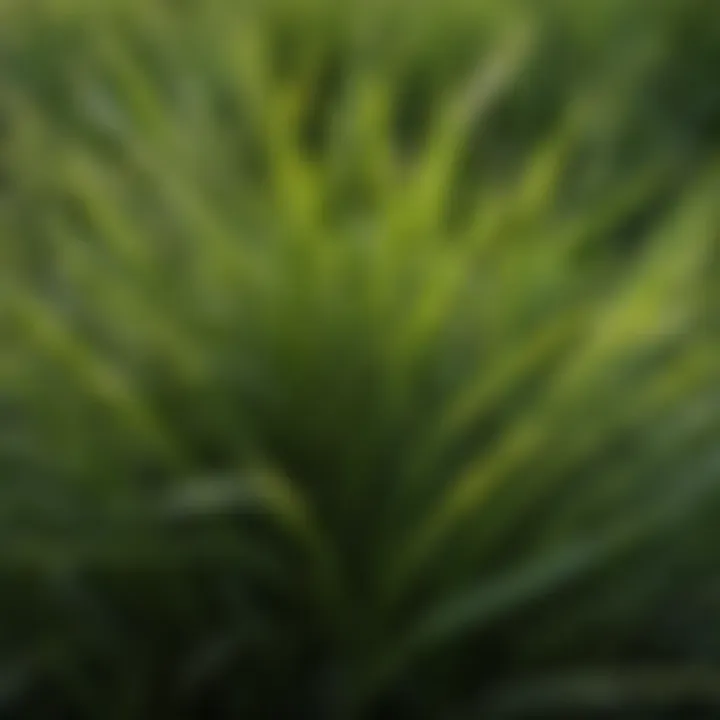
[2,0,720,717]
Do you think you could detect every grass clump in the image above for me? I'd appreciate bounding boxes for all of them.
[2,0,720,717]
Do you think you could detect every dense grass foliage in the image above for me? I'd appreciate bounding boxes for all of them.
[2,0,720,717]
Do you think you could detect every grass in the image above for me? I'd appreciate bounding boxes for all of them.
[2,0,720,717]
